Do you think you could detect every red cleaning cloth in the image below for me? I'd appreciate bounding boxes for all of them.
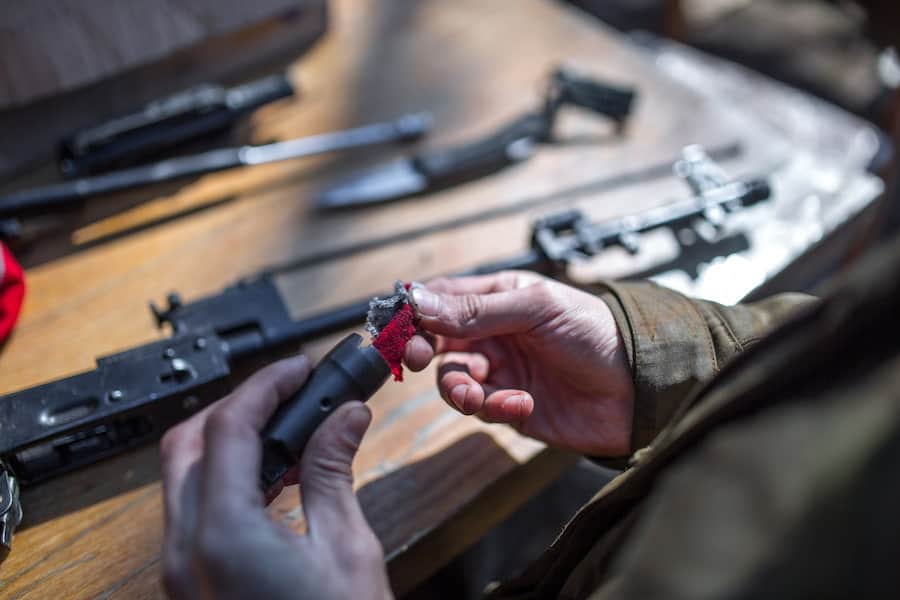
[372,303,417,382]
[0,243,25,342]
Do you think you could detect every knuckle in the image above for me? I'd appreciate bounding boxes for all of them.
[530,280,557,303]
[320,420,363,459]
[339,532,384,571]
[530,281,567,315]
[246,360,286,385]
[499,270,546,290]
[456,293,483,326]
[335,425,363,455]
[159,428,186,465]
[196,526,231,571]
[428,276,453,289]
[205,406,242,435]
[311,453,354,483]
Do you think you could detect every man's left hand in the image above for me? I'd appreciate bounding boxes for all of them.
[159,356,393,600]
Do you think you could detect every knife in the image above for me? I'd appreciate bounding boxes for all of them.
[316,113,548,208]
[316,68,636,209]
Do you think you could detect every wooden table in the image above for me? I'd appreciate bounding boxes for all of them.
[0,0,833,597]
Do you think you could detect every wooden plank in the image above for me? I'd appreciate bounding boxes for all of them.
[0,3,327,178]
[0,0,774,597]
[0,0,309,108]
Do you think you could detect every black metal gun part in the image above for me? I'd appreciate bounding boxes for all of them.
[0,146,769,491]
[58,74,296,178]
[0,113,432,219]
[315,68,636,209]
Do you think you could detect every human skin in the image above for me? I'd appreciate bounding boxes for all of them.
[404,271,635,457]
[159,271,635,599]
[159,357,393,600]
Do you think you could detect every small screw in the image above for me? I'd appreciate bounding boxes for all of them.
[108,390,125,402]
[194,337,207,351]
[163,348,176,359]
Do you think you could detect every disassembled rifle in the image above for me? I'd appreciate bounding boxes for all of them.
[316,68,636,208]
[58,73,297,178]
[0,113,432,219]
[0,146,769,559]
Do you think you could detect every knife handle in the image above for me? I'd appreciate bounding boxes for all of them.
[412,113,546,187]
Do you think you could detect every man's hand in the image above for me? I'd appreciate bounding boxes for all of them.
[159,356,393,600]
[405,271,634,457]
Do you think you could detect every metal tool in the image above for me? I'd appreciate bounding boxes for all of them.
[316,68,635,209]
[0,113,432,219]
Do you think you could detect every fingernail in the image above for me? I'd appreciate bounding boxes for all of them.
[503,395,526,420]
[412,287,441,317]
[345,404,372,443]
[450,384,470,413]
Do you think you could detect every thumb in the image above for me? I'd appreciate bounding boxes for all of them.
[300,401,372,540]
[411,284,549,339]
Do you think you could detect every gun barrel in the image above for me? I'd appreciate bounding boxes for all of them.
[0,114,432,219]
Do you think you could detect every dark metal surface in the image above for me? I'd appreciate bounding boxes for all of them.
[58,74,296,178]
[316,68,635,208]
[315,157,431,208]
[0,113,432,219]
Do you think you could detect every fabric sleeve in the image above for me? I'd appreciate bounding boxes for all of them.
[597,281,815,451]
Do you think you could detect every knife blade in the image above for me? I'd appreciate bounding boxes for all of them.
[316,112,545,209]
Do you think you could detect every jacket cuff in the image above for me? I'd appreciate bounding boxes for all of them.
[598,282,718,451]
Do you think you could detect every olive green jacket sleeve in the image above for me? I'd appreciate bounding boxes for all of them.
[597,282,816,451]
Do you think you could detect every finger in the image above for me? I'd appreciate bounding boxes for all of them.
[159,400,224,544]
[161,462,204,600]
[476,388,535,426]
[218,355,312,430]
[160,394,229,600]
[437,353,490,415]
[424,271,539,295]
[404,331,479,371]
[200,356,311,519]
[300,402,373,541]
[403,334,434,372]
[432,335,477,355]
[412,283,552,339]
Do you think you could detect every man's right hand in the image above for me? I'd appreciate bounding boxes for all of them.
[404,271,635,457]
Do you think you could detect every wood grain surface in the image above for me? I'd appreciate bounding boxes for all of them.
[0,0,307,108]
[0,0,777,597]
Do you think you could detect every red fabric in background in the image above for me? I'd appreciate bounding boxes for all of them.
[372,303,417,381]
[0,243,25,342]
